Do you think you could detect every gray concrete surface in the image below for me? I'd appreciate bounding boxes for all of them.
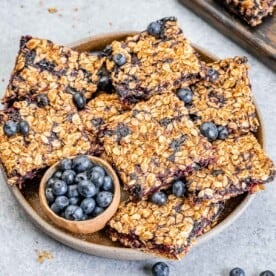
[0,1,275,275]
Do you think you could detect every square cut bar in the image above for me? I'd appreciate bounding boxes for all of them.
[2,36,105,105]
[105,17,205,104]
[188,57,259,136]
[223,0,276,26]
[186,134,275,202]
[0,100,99,186]
[79,93,131,136]
[100,93,216,200]
[107,195,223,259]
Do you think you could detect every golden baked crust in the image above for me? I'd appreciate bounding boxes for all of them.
[106,17,205,103]
[189,57,259,136]
[107,195,223,259]
[3,36,105,104]
[100,93,215,200]
[223,0,276,26]
[0,99,99,186]
[187,134,275,202]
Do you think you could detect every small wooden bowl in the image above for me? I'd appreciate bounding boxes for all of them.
[39,156,120,234]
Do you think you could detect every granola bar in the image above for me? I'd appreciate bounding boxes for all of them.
[0,99,98,186]
[2,36,105,105]
[105,17,205,104]
[79,93,130,136]
[107,195,223,259]
[186,134,275,202]
[100,93,216,200]
[223,0,276,26]
[188,57,259,136]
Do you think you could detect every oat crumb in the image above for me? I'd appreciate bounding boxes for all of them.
[73,7,79,12]
[48,7,57,14]
[36,250,54,263]
[109,21,112,26]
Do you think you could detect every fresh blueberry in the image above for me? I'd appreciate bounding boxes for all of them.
[73,92,86,110]
[78,180,97,197]
[260,271,275,276]
[147,21,162,37]
[46,177,56,188]
[54,196,69,210]
[50,203,61,214]
[52,180,68,196]
[45,187,55,203]
[102,176,114,192]
[80,198,96,215]
[3,120,18,137]
[200,122,218,141]
[72,155,93,173]
[91,166,105,177]
[36,94,49,107]
[53,170,62,179]
[75,172,88,183]
[152,262,170,276]
[92,206,104,217]
[172,180,186,197]
[217,125,229,140]
[67,185,79,198]
[69,197,79,205]
[98,75,111,91]
[96,191,113,208]
[207,68,219,82]
[64,205,83,221]
[113,53,126,66]
[62,170,76,185]
[151,192,167,206]
[90,171,104,188]
[176,88,193,104]
[229,267,246,276]
[58,158,72,171]
[18,120,30,136]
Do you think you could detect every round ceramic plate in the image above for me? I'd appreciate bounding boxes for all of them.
[5,32,264,260]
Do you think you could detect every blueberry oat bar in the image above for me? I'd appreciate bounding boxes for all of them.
[107,195,223,259]
[223,0,276,26]
[100,93,216,200]
[3,36,105,105]
[188,57,259,136]
[106,17,205,104]
[0,99,98,186]
[186,134,275,202]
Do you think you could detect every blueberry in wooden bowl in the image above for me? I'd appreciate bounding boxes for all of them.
[39,155,120,234]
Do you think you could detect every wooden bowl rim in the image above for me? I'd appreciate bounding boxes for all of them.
[38,155,121,234]
[7,31,265,260]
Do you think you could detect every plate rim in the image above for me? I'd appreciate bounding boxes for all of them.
[6,31,265,260]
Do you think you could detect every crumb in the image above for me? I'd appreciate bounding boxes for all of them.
[2,78,5,82]
[39,0,44,6]
[109,21,112,26]
[36,250,53,263]
[58,14,63,17]
[48,7,57,14]
[20,5,24,8]
[73,7,78,12]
